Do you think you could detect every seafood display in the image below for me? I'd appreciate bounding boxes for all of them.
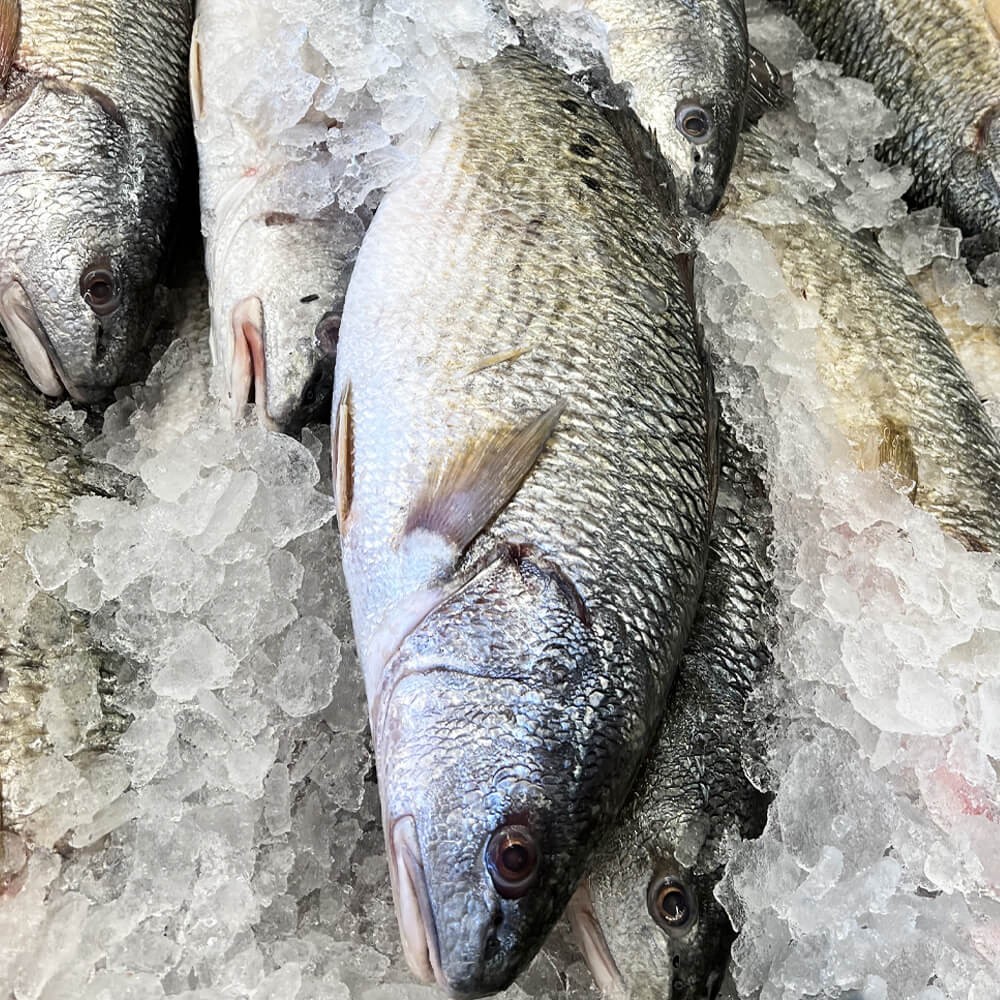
[0,1,998,999]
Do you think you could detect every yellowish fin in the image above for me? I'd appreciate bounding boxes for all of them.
[0,0,19,90]
[863,416,919,499]
[189,17,205,121]
[987,0,1000,41]
[405,401,565,552]
[334,383,354,528]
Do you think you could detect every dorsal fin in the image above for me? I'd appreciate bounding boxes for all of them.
[0,0,20,91]
[404,401,565,552]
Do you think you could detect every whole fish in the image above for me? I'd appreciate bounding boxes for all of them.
[585,0,749,214]
[0,337,127,893]
[568,422,774,1000]
[190,11,360,432]
[333,47,717,996]
[729,129,1000,552]
[0,0,193,402]
[775,0,1000,255]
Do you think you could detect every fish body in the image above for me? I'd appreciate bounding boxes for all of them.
[191,10,361,432]
[334,48,717,997]
[775,0,1000,253]
[0,0,193,401]
[0,337,126,893]
[586,0,749,214]
[732,130,1000,551]
[568,422,774,1000]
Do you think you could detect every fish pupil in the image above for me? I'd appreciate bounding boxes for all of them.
[80,265,121,317]
[500,842,529,875]
[658,885,688,923]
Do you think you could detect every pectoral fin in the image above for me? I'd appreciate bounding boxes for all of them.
[405,401,565,552]
[0,0,19,91]
[864,416,918,499]
[189,17,205,121]
[987,0,1000,41]
[334,383,354,528]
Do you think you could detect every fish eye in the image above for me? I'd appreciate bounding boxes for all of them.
[647,875,697,934]
[675,102,714,144]
[80,265,121,318]
[485,824,540,899]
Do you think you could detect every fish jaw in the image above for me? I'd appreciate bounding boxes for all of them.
[0,279,64,398]
[566,880,627,997]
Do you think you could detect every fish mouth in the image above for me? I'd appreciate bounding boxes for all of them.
[0,280,67,398]
[388,815,445,988]
[229,295,276,430]
[566,879,627,998]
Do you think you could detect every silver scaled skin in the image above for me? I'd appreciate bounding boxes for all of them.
[586,0,749,215]
[776,0,1000,254]
[568,423,774,1000]
[190,12,359,433]
[0,0,193,401]
[0,338,127,895]
[333,48,717,998]
[732,130,1000,553]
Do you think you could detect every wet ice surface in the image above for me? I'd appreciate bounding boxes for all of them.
[6,2,1000,999]
[698,6,1000,1000]
[5,282,599,1000]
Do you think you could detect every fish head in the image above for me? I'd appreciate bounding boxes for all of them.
[649,7,749,215]
[0,82,179,400]
[209,211,360,431]
[372,544,653,997]
[569,851,734,1000]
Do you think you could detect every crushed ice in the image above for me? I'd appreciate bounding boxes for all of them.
[4,1,1000,998]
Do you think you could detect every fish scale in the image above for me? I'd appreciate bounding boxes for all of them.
[14,0,192,132]
[0,0,192,399]
[569,422,775,1000]
[776,0,1000,249]
[0,338,128,890]
[334,47,716,996]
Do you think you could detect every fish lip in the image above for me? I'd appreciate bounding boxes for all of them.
[566,878,627,998]
[229,295,275,430]
[0,279,103,401]
[388,814,445,988]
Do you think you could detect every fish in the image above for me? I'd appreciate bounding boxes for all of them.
[567,421,775,1000]
[190,13,361,432]
[332,47,717,997]
[0,335,128,894]
[774,0,1000,256]
[585,0,749,214]
[0,0,193,402]
[727,129,1000,552]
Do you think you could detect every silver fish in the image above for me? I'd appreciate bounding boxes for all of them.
[0,0,193,401]
[775,0,1000,255]
[568,422,774,1000]
[585,0,749,214]
[730,129,1000,552]
[190,14,361,432]
[0,336,127,894]
[333,47,717,997]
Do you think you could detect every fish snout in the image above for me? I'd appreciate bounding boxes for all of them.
[388,813,527,998]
